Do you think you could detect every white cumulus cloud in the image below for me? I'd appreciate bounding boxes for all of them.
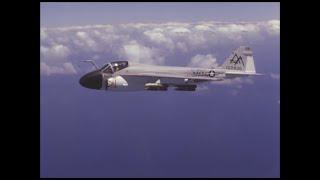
[266,20,280,35]
[40,44,70,62]
[40,20,279,75]
[41,62,77,75]
[62,62,77,74]
[75,31,98,50]
[188,54,218,68]
[120,40,164,65]
[194,24,212,31]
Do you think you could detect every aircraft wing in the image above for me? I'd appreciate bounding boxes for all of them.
[123,72,224,82]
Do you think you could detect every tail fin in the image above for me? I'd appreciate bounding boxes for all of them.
[222,46,256,74]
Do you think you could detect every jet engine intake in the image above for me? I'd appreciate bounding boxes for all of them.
[107,76,128,88]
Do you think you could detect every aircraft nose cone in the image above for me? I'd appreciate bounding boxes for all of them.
[79,71,102,89]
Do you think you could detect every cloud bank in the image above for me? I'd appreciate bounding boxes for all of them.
[188,54,218,68]
[40,20,279,75]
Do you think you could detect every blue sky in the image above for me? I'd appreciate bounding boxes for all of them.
[41,2,279,27]
[40,2,280,178]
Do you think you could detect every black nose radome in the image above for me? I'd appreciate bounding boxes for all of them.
[79,70,102,89]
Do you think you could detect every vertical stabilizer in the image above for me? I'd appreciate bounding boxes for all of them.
[222,46,256,74]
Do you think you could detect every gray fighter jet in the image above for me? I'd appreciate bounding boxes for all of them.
[79,46,261,92]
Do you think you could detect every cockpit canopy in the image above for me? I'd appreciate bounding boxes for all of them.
[101,61,129,74]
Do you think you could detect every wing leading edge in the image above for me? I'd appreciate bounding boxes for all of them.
[122,72,224,82]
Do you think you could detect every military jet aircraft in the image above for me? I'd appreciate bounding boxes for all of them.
[79,46,261,92]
